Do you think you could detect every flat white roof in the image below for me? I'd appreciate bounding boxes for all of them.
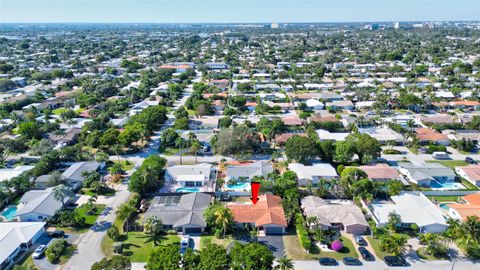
[0,166,35,182]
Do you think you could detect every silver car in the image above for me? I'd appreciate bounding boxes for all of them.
[32,245,47,259]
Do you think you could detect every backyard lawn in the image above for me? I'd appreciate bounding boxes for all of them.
[112,160,135,172]
[427,195,460,202]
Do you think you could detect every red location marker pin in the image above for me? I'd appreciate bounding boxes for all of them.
[250,182,260,205]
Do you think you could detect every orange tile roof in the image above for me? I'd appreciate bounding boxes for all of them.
[448,204,480,220]
[415,128,448,141]
[226,194,287,227]
[463,193,480,205]
[450,100,480,106]
[358,163,400,180]
[458,165,480,181]
[159,64,191,69]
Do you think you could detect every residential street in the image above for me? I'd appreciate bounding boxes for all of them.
[58,184,131,270]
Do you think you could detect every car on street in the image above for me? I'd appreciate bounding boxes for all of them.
[384,256,407,266]
[319,257,337,266]
[342,257,362,266]
[32,245,47,259]
[465,157,476,164]
[358,247,375,261]
[354,235,366,246]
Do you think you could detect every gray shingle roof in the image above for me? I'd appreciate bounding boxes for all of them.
[62,161,100,183]
[145,193,211,228]
[226,161,273,179]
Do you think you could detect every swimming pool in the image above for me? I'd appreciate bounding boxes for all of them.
[175,187,200,193]
[1,206,17,220]
[439,203,451,210]
[430,180,465,190]
[225,182,251,191]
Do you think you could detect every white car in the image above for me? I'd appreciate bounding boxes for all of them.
[180,235,190,249]
[32,245,47,259]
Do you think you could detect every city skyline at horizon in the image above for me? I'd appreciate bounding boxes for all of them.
[1,0,479,24]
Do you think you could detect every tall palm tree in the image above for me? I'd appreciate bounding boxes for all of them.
[460,216,480,246]
[214,207,233,239]
[190,140,202,164]
[116,203,135,233]
[275,256,294,270]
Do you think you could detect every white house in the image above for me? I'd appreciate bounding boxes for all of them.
[13,187,70,222]
[288,163,338,186]
[316,129,350,141]
[0,222,46,269]
[398,162,456,187]
[455,165,480,187]
[305,99,324,110]
[370,191,449,233]
[164,163,213,188]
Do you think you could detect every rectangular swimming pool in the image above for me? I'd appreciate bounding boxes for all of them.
[1,206,18,220]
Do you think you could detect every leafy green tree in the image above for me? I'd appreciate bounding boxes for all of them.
[230,242,274,270]
[182,249,200,270]
[100,128,120,147]
[214,125,261,157]
[387,212,402,233]
[17,121,42,140]
[335,139,355,163]
[119,123,147,149]
[204,203,234,238]
[91,255,131,270]
[128,156,167,194]
[52,184,73,208]
[146,244,181,270]
[195,243,229,270]
[161,128,180,148]
[379,233,407,256]
[319,140,336,163]
[284,135,318,163]
[346,133,382,164]
[274,256,294,270]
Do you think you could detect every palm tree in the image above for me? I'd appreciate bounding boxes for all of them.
[116,203,136,233]
[52,184,73,208]
[190,140,202,164]
[214,207,233,239]
[380,233,407,256]
[306,216,319,229]
[275,256,294,270]
[460,216,480,246]
[143,216,163,245]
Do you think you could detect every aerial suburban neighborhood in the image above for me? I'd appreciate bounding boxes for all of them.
[1,17,480,270]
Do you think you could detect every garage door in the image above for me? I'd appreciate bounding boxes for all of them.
[185,228,202,234]
[265,227,283,235]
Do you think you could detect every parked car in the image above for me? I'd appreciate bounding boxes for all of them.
[48,230,65,238]
[342,257,362,266]
[180,235,190,249]
[384,256,407,266]
[465,157,476,164]
[358,247,375,261]
[32,245,47,259]
[319,257,337,266]
[354,235,366,246]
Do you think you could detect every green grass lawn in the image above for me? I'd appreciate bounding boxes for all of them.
[459,177,480,190]
[428,195,460,202]
[52,107,67,115]
[112,160,135,172]
[283,229,358,260]
[426,160,469,169]
[56,204,106,233]
[162,147,180,156]
[119,232,180,262]
[17,251,35,268]
[200,230,250,250]
[81,187,116,197]
[367,237,390,259]
[416,247,450,260]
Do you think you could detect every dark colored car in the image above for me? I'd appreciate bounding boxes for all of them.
[384,256,407,266]
[319,257,337,266]
[358,247,375,261]
[48,230,65,238]
[465,157,476,164]
[343,257,362,266]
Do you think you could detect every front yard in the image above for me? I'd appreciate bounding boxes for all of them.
[102,232,180,262]
[53,204,106,233]
[283,229,358,260]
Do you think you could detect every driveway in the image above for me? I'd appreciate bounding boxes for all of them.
[258,236,285,258]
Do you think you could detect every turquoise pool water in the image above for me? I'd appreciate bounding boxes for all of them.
[226,182,250,191]
[430,180,465,190]
[439,203,451,210]
[1,206,17,220]
[176,187,200,193]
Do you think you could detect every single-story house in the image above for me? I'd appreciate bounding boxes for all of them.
[226,194,288,235]
[0,166,35,185]
[275,133,308,145]
[288,163,338,186]
[301,196,369,234]
[316,129,350,141]
[14,187,70,222]
[455,165,480,187]
[164,163,213,188]
[370,191,449,233]
[225,161,273,181]
[358,126,405,145]
[447,193,480,221]
[62,161,102,189]
[326,100,354,111]
[358,164,401,181]
[47,127,81,147]
[304,99,324,110]
[0,222,46,269]
[34,174,52,189]
[415,128,450,146]
[188,117,219,130]
[144,192,212,234]
[398,162,456,187]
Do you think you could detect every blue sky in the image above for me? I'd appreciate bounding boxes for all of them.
[1,0,479,23]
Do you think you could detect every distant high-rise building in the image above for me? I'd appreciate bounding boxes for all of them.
[394,22,400,29]
[271,23,279,29]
